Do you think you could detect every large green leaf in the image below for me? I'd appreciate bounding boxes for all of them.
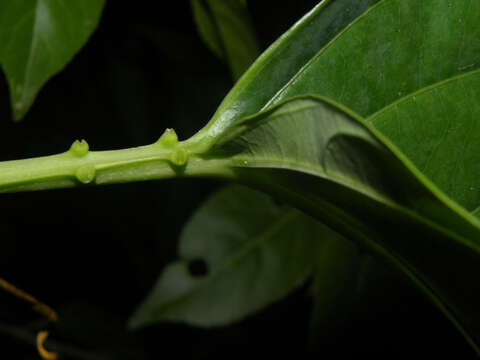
[368,70,480,211]
[189,96,480,352]
[124,0,479,346]
[190,0,259,80]
[188,0,381,145]
[267,0,480,117]
[0,0,106,120]
[190,0,480,210]
[159,0,376,333]
[129,185,325,328]
[247,0,480,211]
[183,3,480,346]
[188,0,369,334]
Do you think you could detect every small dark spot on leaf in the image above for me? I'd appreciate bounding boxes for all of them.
[188,258,208,277]
[272,196,285,207]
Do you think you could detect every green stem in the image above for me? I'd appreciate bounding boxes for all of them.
[0,133,233,193]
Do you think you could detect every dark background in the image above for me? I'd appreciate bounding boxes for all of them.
[0,1,475,358]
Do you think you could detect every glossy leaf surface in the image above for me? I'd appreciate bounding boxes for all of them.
[204,96,480,352]
[190,0,380,144]
[188,0,370,332]
[182,1,480,349]
[268,0,480,117]
[188,1,388,335]
[250,0,480,211]
[0,0,105,120]
[191,0,259,80]
[130,185,325,328]
[369,70,480,211]
[193,0,480,213]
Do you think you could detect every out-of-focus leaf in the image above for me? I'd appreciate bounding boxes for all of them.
[472,207,480,219]
[309,235,360,348]
[0,0,105,120]
[129,185,327,328]
[190,0,260,80]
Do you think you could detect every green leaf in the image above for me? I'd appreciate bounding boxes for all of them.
[190,0,480,212]
[137,2,393,333]
[199,96,480,352]
[309,249,411,351]
[473,207,480,219]
[309,234,361,349]
[190,0,260,80]
[129,185,327,328]
[188,1,389,336]
[191,0,224,60]
[267,0,480,117]
[0,0,106,120]
[248,0,480,213]
[368,70,480,211]
[183,3,480,347]
[189,0,381,145]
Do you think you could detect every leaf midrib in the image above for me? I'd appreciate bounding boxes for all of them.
[221,94,480,239]
[22,0,42,105]
[367,68,480,122]
[231,155,393,205]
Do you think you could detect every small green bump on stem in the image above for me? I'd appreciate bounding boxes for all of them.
[69,139,89,157]
[75,164,96,184]
[170,148,188,166]
[157,128,178,148]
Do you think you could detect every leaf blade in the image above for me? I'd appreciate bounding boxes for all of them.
[267,0,480,117]
[191,0,260,80]
[188,0,381,147]
[206,96,480,352]
[129,185,328,328]
[0,0,106,120]
[368,70,480,211]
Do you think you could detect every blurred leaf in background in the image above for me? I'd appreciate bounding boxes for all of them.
[130,185,324,328]
[0,0,106,120]
[191,0,260,80]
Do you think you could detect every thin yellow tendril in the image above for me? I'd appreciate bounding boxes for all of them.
[36,331,58,360]
[0,278,59,359]
[0,278,57,321]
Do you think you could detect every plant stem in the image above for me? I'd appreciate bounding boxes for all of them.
[0,137,233,193]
